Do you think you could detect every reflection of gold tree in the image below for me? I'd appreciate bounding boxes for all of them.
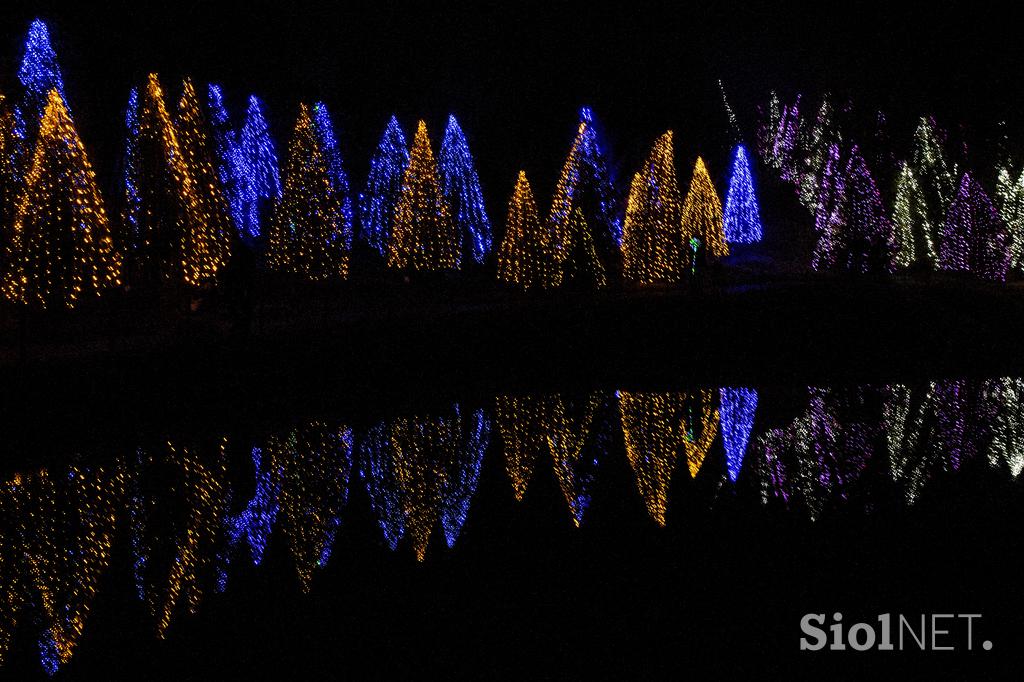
[496,395,555,501]
[9,462,125,669]
[390,415,454,561]
[547,393,604,526]
[619,391,719,525]
[271,422,352,591]
[1,473,26,667]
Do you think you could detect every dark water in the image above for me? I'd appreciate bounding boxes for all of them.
[2,378,1024,679]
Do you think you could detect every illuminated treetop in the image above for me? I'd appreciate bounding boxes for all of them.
[17,19,67,137]
[362,116,409,255]
[497,171,558,290]
[682,156,728,258]
[939,172,1010,282]
[439,114,491,264]
[723,145,764,244]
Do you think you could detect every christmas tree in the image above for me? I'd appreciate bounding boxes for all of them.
[236,96,281,244]
[3,89,121,308]
[558,207,607,289]
[16,19,67,145]
[495,394,555,501]
[497,171,559,289]
[361,116,408,255]
[682,156,728,259]
[267,104,349,279]
[548,392,608,527]
[548,107,621,273]
[723,145,764,244]
[618,391,685,526]
[122,74,205,286]
[439,115,492,264]
[892,161,936,268]
[0,94,23,230]
[622,131,687,283]
[311,102,355,252]
[387,120,461,271]
[995,167,1024,271]
[440,407,490,548]
[206,84,244,234]
[939,173,1011,282]
[175,79,233,285]
[906,117,957,256]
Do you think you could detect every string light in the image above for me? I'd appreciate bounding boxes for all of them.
[723,145,763,244]
[388,120,461,271]
[236,96,282,244]
[994,167,1024,271]
[439,115,492,264]
[389,413,454,561]
[681,156,729,259]
[939,172,1010,282]
[496,171,559,289]
[3,89,121,308]
[547,393,607,527]
[441,407,490,548]
[361,116,408,255]
[267,104,350,279]
[720,387,758,482]
[558,208,608,288]
[0,94,24,226]
[175,79,233,285]
[311,102,355,252]
[17,19,67,145]
[495,394,553,500]
[893,161,936,268]
[622,132,687,283]
[206,83,245,236]
[359,423,406,551]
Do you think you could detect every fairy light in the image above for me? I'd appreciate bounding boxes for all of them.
[547,393,607,527]
[558,207,608,288]
[273,422,352,592]
[389,413,453,561]
[226,446,281,565]
[359,423,406,551]
[0,94,23,226]
[723,145,764,244]
[495,394,554,500]
[206,83,244,234]
[496,171,559,289]
[361,115,408,255]
[441,407,490,548]
[622,131,688,283]
[267,104,350,279]
[236,96,281,244]
[893,161,936,268]
[987,378,1024,478]
[618,391,685,526]
[17,19,67,144]
[3,89,121,308]
[720,387,758,482]
[548,107,621,271]
[939,172,1010,282]
[681,156,729,259]
[841,146,895,273]
[175,79,233,285]
[1,474,26,669]
[311,102,355,251]
[994,167,1024,271]
[388,120,461,271]
[439,114,492,264]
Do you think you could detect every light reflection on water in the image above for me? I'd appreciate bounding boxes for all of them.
[2,377,1023,674]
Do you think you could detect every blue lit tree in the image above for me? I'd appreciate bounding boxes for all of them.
[311,102,355,252]
[723,145,764,244]
[720,387,758,482]
[206,84,244,232]
[17,19,68,144]
[549,107,621,274]
[237,96,281,245]
[439,115,492,264]
[360,116,409,255]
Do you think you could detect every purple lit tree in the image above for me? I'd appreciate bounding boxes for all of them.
[939,173,1010,282]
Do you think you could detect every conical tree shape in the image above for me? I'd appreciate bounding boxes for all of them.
[388,121,461,270]
[3,89,121,308]
[622,132,687,283]
[358,423,406,551]
[995,167,1024,271]
[559,207,608,289]
[548,108,621,272]
[439,115,492,264]
[311,102,355,251]
[390,413,455,561]
[0,93,26,237]
[720,387,758,483]
[495,395,555,501]
[123,74,206,286]
[681,390,720,478]
[267,104,349,280]
[723,145,764,244]
[17,19,67,144]
[618,391,687,526]
[440,407,490,548]
[547,392,606,527]
[176,79,233,285]
[205,84,244,235]
[840,146,895,273]
[362,116,408,255]
[236,96,281,244]
[939,173,1010,282]
[893,161,936,268]
[682,157,728,258]
[497,171,559,289]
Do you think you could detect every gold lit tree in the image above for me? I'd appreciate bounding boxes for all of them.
[622,132,687,283]
[390,414,454,561]
[1,473,27,668]
[388,120,461,271]
[0,93,23,231]
[124,74,207,286]
[682,157,729,259]
[495,394,556,500]
[3,89,121,308]
[497,171,559,289]
[175,79,233,285]
[547,392,605,526]
[558,207,608,288]
[267,104,350,279]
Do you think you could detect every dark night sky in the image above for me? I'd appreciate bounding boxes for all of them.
[0,0,1017,210]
